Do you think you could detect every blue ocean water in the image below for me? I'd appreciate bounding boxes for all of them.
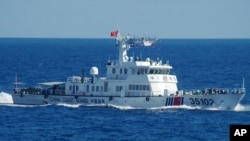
[1,38,250,141]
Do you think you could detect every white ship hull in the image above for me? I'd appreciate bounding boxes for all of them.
[12,92,244,110]
[11,31,246,110]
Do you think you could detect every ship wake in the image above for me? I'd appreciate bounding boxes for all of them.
[0,91,13,104]
[234,104,250,111]
[108,104,250,112]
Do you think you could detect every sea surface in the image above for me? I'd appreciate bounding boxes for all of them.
[0,38,250,141]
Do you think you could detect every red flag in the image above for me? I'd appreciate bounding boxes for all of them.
[173,97,182,105]
[110,31,118,37]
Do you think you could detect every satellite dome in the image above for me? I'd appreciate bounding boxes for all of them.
[90,67,98,76]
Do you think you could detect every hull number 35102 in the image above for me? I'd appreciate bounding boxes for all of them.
[189,98,214,106]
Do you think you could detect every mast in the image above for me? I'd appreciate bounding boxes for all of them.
[114,31,130,64]
[13,73,19,94]
[15,73,17,89]
[242,77,245,89]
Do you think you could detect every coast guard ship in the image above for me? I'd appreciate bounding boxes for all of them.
[12,31,245,110]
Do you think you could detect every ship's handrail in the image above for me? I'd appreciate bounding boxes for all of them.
[124,91,165,97]
[67,76,93,83]
[107,59,171,67]
[67,76,82,83]
[106,60,119,66]
[175,88,245,96]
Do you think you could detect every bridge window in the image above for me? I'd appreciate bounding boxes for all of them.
[136,68,149,75]
[155,69,158,74]
[132,85,135,90]
[112,68,116,74]
[129,84,150,91]
[132,69,135,74]
[129,85,132,90]
[141,85,144,90]
[162,69,168,74]
[86,85,89,92]
[104,82,108,92]
[96,86,99,92]
[147,85,150,91]
[148,68,169,74]
[158,69,163,74]
[149,69,154,74]
[124,68,127,74]
[116,86,122,92]
[136,85,139,90]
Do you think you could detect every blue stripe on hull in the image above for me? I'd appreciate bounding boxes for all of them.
[165,97,173,106]
[181,97,184,105]
[166,97,184,106]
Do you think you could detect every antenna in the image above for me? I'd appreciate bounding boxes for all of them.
[242,77,245,89]
[15,73,17,89]
[116,24,120,32]
[81,69,85,83]
[115,24,120,40]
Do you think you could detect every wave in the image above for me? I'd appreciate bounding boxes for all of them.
[0,91,13,104]
[56,103,82,108]
[0,103,51,108]
[107,104,201,111]
[108,104,250,112]
[234,104,250,111]
[108,104,138,110]
[56,103,108,108]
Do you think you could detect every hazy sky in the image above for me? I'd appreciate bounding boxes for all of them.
[0,0,249,38]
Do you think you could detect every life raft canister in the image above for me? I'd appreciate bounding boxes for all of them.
[163,76,168,81]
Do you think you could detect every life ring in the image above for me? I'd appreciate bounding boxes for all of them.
[163,76,168,81]
[146,96,150,101]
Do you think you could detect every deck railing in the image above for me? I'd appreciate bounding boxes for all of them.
[174,88,246,96]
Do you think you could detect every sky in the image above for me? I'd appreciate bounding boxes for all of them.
[0,0,250,38]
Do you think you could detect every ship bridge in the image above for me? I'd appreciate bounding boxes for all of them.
[106,32,173,80]
[105,31,178,95]
[106,57,173,80]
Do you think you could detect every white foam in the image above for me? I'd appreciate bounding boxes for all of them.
[108,104,137,110]
[2,104,50,108]
[234,104,250,111]
[112,104,240,111]
[108,104,202,110]
[0,92,13,104]
[56,103,82,108]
